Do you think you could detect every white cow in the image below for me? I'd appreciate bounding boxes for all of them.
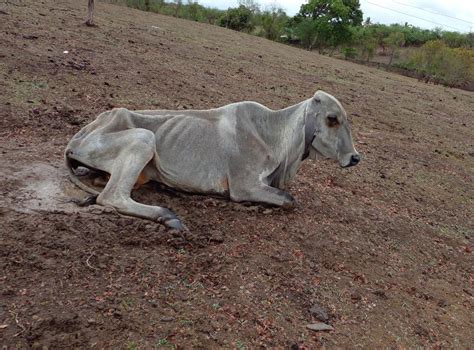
[65,91,360,229]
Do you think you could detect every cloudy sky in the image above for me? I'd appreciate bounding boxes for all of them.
[198,0,474,32]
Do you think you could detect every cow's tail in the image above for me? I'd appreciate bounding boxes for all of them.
[65,153,101,196]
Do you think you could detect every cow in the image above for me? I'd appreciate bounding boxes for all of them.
[65,90,360,230]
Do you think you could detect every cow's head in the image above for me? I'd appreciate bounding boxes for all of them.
[306,90,360,168]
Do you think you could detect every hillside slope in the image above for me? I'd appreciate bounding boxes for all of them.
[0,0,473,348]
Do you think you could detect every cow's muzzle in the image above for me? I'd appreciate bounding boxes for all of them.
[343,154,361,168]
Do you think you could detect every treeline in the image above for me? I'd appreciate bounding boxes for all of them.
[105,0,473,48]
[103,0,474,89]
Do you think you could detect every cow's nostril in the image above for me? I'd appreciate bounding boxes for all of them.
[350,154,360,165]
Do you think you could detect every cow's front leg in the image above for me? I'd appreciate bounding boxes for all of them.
[96,129,183,230]
[230,182,295,209]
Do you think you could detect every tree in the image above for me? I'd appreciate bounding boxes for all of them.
[467,33,474,48]
[174,0,182,17]
[239,0,260,14]
[260,6,288,41]
[85,0,94,26]
[384,31,405,66]
[294,0,363,51]
[442,31,468,48]
[187,1,203,21]
[219,5,254,32]
[354,26,377,62]
[295,17,331,51]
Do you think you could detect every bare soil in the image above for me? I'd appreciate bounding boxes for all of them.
[1,1,473,348]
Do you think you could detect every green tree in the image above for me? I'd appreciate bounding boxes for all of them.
[294,0,363,51]
[259,6,289,41]
[467,33,474,48]
[442,31,468,48]
[238,0,260,14]
[354,26,377,62]
[203,8,222,25]
[186,1,203,21]
[174,0,182,17]
[219,5,254,32]
[402,40,474,87]
[384,31,405,66]
[295,18,330,51]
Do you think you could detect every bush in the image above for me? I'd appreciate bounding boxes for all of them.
[341,47,357,59]
[259,8,288,41]
[400,40,474,87]
[219,5,254,32]
[384,31,405,65]
[442,31,468,48]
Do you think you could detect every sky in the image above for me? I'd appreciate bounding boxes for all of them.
[197,0,474,33]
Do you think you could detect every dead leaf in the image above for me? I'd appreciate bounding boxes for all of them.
[306,323,334,332]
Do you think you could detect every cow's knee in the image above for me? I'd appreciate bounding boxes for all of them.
[130,129,156,148]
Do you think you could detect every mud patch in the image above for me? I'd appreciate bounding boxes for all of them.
[2,162,85,214]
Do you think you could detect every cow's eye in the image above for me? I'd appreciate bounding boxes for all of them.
[327,115,339,127]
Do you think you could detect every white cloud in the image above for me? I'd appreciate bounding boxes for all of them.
[361,0,474,32]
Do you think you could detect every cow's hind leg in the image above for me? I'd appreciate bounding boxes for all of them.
[93,129,183,230]
[230,181,295,209]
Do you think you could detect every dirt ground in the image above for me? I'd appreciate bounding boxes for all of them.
[1,1,473,348]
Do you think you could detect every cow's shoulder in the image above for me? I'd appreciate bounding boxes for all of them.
[223,101,270,113]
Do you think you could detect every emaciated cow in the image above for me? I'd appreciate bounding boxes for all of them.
[65,90,360,230]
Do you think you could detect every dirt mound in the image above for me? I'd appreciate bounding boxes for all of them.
[0,0,473,348]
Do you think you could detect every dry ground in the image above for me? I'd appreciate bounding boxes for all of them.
[0,0,473,348]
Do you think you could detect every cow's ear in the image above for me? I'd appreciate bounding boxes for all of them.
[313,90,322,103]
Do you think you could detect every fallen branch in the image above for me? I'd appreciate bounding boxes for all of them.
[9,311,25,337]
[86,252,98,270]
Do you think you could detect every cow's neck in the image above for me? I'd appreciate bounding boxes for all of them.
[302,107,316,160]
[263,99,311,188]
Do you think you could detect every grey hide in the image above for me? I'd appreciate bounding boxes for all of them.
[65,90,360,230]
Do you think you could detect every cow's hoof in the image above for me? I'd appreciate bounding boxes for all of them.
[165,219,183,231]
[282,200,296,211]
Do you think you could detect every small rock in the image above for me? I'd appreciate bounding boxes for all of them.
[160,316,175,322]
[309,304,329,322]
[210,230,224,243]
[373,290,388,299]
[23,34,38,40]
[290,343,300,350]
[437,299,448,308]
[306,322,334,332]
[414,324,429,337]
[203,198,218,207]
[350,291,362,302]
[263,209,273,215]
[243,205,259,213]
[102,207,115,214]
